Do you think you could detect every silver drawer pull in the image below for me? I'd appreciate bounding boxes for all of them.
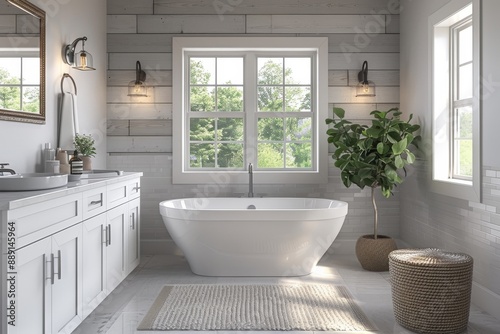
[103,226,108,246]
[89,199,103,206]
[108,224,112,246]
[48,253,55,285]
[54,250,62,281]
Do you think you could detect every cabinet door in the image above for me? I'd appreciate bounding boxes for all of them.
[106,205,127,293]
[14,237,52,334]
[82,214,107,318]
[126,198,140,275]
[50,224,82,334]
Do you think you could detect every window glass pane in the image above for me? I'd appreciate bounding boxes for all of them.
[0,58,21,84]
[218,118,244,141]
[190,118,215,141]
[456,106,472,138]
[258,143,284,168]
[458,63,472,100]
[217,86,243,112]
[22,58,39,84]
[286,143,312,168]
[189,143,215,168]
[258,58,283,85]
[285,58,311,84]
[0,86,21,110]
[456,139,472,177]
[258,118,283,141]
[22,87,39,113]
[258,87,283,112]
[190,86,215,111]
[217,57,243,85]
[286,117,312,141]
[217,143,244,168]
[285,86,311,112]
[190,58,215,85]
[458,25,472,65]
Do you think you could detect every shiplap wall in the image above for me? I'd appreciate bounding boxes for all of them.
[106,0,401,254]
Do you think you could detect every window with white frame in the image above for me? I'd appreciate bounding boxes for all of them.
[172,37,328,184]
[430,0,480,201]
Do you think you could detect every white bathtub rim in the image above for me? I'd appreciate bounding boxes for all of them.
[159,197,349,221]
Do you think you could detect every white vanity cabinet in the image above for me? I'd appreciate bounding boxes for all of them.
[15,223,82,334]
[0,173,142,334]
[126,197,141,275]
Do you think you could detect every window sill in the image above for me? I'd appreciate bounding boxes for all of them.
[172,170,327,185]
[430,177,480,202]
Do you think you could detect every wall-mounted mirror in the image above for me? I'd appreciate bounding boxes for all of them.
[0,0,45,124]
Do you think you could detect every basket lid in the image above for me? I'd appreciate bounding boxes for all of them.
[389,248,473,267]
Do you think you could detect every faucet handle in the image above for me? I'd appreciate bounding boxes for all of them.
[0,163,9,169]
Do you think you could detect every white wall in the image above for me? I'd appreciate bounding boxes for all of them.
[400,0,500,320]
[0,0,107,172]
[106,0,402,255]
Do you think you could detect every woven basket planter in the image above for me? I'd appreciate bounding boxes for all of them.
[355,235,397,271]
[389,248,473,334]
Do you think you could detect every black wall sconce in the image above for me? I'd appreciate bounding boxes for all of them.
[128,61,148,97]
[356,61,375,97]
[63,36,95,71]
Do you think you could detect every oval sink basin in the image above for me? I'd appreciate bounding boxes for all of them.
[0,173,68,191]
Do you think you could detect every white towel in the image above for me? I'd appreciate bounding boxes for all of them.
[58,92,79,150]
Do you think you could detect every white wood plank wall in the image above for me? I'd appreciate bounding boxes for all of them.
[106,0,401,254]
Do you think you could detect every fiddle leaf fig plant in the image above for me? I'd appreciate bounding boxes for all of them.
[74,133,96,157]
[326,107,420,239]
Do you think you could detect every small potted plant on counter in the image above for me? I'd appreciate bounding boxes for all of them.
[326,107,420,271]
[74,133,96,171]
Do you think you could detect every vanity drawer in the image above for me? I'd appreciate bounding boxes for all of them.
[82,186,107,220]
[127,178,141,200]
[107,181,128,209]
[8,193,82,249]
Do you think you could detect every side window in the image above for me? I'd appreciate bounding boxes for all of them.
[430,0,481,201]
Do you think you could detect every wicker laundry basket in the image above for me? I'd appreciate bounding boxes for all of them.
[389,248,473,334]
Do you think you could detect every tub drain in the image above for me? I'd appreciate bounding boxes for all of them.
[247,204,256,209]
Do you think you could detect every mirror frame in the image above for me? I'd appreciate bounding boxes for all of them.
[0,0,45,124]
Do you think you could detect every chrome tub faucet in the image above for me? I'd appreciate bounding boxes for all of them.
[248,163,254,198]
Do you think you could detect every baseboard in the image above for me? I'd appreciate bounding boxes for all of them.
[471,282,500,320]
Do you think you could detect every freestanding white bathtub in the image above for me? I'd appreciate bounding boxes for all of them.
[159,197,348,276]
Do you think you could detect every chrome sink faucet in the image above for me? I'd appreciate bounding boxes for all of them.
[248,163,254,198]
[0,163,16,176]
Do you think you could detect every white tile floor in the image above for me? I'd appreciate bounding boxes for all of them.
[72,252,500,334]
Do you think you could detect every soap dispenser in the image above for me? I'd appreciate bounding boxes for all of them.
[69,150,83,175]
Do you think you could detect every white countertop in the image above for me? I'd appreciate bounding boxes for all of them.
[0,172,143,211]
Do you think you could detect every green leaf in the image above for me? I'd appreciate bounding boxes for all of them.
[325,118,333,124]
[333,107,345,118]
[365,127,382,138]
[395,155,404,169]
[385,166,398,182]
[392,138,408,155]
[406,151,416,164]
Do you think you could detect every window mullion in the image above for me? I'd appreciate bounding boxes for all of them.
[245,53,257,169]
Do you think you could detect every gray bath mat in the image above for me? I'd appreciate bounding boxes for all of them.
[138,284,376,331]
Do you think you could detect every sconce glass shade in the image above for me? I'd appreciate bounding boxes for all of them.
[356,60,376,97]
[128,61,148,97]
[64,36,96,71]
[73,49,95,71]
[128,80,148,97]
[356,81,376,97]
